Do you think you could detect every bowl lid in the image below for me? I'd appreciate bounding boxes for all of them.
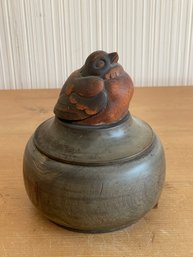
[33,114,154,165]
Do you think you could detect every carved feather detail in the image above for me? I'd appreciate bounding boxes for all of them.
[54,51,134,125]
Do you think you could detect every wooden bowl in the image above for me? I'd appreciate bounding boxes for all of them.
[23,114,165,233]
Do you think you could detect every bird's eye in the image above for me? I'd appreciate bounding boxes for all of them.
[95,59,105,69]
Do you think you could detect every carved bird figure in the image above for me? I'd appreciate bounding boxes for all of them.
[54,51,134,125]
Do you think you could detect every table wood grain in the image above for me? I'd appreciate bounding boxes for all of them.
[0,87,193,257]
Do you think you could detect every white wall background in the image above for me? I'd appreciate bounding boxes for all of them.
[0,0,193,89]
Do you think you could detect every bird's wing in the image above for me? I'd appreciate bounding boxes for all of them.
[54,76,107,121]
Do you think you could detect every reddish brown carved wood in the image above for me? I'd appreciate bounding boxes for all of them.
[54,51,134,125]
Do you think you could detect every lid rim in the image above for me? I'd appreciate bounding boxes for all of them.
[33,115,154,165]
[33,134,155,166]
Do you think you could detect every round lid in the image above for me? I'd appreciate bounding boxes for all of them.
[33,114,154,165]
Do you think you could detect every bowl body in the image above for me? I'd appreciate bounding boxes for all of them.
[23,115,165,232]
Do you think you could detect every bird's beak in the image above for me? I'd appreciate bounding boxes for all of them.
[108,52,119,64]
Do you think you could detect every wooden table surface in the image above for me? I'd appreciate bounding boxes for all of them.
[0,87,193,257]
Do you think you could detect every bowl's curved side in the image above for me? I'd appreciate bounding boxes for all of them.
[23,133,165,233]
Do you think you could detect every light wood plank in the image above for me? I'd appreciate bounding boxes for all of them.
[0,87,193,257]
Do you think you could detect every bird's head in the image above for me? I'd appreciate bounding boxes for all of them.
[80,51,119,78]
